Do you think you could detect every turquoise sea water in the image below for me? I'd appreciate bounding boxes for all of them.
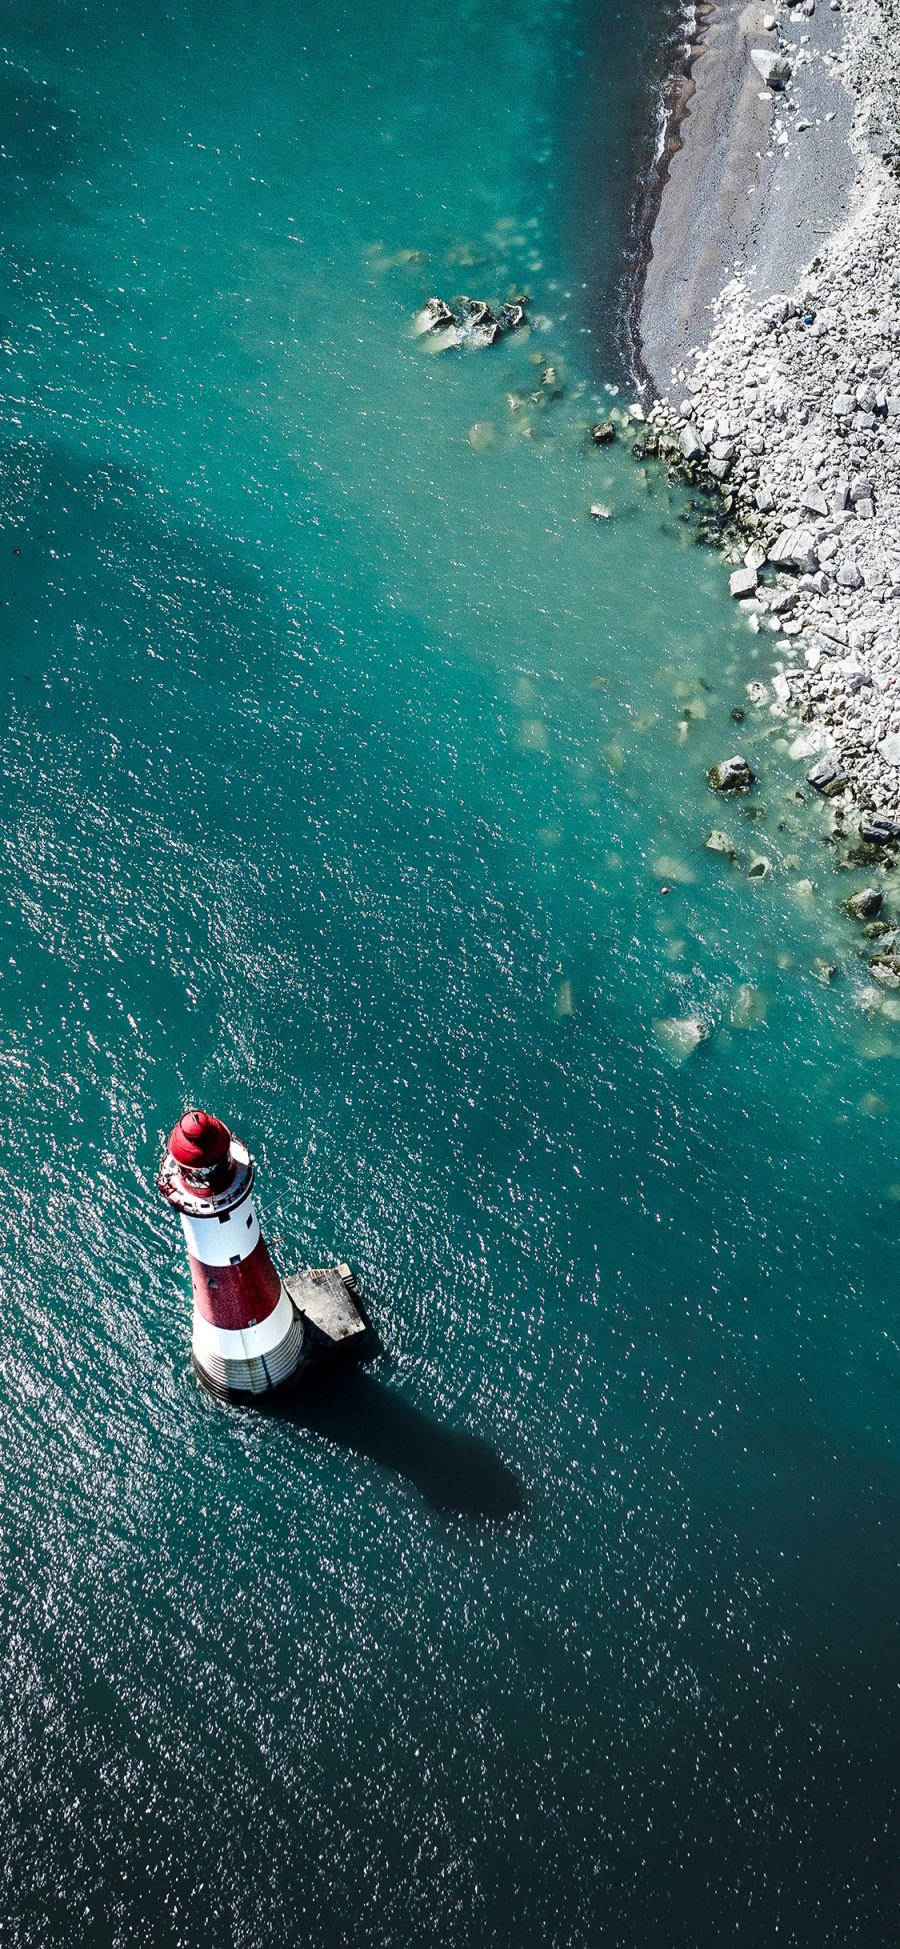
[2,0,900,1942]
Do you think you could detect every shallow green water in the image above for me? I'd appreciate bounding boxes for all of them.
[2,0,900,1943]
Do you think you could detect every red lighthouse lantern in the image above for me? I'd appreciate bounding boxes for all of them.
[157,1110,305,1399]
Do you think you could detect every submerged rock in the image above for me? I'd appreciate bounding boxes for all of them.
[467,322,504,349]
[652,1015,711,1065]
[653,854,696,885]
[732,984,768,1028]
[708,755,755,793]
[705,829,740,862]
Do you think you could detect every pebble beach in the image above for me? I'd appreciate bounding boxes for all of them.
[639,0,900,825]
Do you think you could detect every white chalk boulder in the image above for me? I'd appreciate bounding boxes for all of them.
[768,527,819,574]
[679,424,707,463]
[750,49,792,86]
[801,482,829,518]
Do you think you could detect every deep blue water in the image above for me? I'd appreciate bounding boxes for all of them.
[1,0,900,1943]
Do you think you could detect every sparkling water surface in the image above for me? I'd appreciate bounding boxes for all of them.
[2,0,899,1943]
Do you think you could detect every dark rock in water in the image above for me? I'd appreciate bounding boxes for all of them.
[731,707,745,723]
[457,296,495,328]
[457,297,508,348]
[807,754,848,797]
[860,814,900,845]
[414,295,457,335]
[591,420,617,445]
[845,886,883,921]
[708,755,755,793]
[414,292,526,349]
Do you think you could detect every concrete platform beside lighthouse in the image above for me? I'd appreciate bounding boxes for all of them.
[286,1264,373,1362]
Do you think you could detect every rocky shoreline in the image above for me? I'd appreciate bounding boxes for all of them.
[636,0,900,831]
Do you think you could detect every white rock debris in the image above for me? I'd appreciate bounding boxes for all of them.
[646,0,900,819]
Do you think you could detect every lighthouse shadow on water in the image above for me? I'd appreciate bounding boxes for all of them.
[262,1368,524,1524]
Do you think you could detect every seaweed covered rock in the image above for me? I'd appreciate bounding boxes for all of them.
[708,755,755,793]
[807,754,847,798]
[845,887,883,921]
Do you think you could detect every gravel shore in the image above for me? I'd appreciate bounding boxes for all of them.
[638,0,900,826]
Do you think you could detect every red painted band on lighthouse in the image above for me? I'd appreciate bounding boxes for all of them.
[188,1234,282,1330]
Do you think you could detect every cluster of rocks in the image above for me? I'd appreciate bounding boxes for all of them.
[412,294,527,350]
[641,0,900,827]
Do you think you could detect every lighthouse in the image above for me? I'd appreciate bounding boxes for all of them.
[157,1108,370,1401]
[157,1109,305,1399]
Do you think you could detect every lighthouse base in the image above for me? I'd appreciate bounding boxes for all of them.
[193,1264,371,1404]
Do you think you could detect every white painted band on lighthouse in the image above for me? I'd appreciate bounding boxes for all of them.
[191,1286,298,1362]
[180,1200,261,1267]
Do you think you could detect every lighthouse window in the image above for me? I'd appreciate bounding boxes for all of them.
[229,1254,241,1266]
[246,1214,253,1228]
[216,1212,229,1225]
